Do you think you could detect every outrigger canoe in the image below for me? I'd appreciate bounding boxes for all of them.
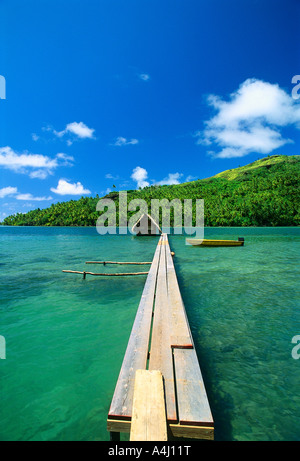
[186,237,244,247]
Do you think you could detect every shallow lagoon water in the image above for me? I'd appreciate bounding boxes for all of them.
[0,226,299,441]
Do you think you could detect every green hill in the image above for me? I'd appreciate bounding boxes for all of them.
[213,155,299,180]
[2,154,299,227]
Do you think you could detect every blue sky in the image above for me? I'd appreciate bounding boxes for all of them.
[0,0,299,219]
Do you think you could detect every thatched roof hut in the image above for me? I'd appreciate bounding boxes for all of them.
[131,213,162,236]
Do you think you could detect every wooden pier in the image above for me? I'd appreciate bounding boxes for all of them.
[107,234,214,440]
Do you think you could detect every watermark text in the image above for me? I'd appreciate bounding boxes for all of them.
[0,335,6,359]
[291,75,300,100]
[96,191,204,239]
[0,75,6,99]
[291,335,300,360]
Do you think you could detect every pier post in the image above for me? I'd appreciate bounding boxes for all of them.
[110,431,120,441]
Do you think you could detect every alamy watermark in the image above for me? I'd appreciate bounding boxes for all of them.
[291,75,300,100]
[0,335,6,359]
[95,191,204,240]
[291,335,300,360]
[0,75,6,99]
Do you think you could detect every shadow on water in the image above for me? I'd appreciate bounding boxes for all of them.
[0,273,52,308]
[30,257,54,264]
[174,260,235,441]
[192,336,235,441]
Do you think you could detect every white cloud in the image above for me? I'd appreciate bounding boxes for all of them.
[32,133,39,141]
[0,186,18,198]
[0,147,74,178]
[0,186,52,201]
[65,121,95,138]
[42,125,53,133]
[105,173,119,180]
[196,78,300,158]
[56,152,75,166]
[131,167,185,188]
[131,166,150,189]
[29,169,49,179]
[155,173,183,186]
[16,193,52,201]
[185,175,197,182]
[54,121,95,142]
[50,179,91,195]
[0,146,58,172]
[139,73,150,81]
[113,137,139,146]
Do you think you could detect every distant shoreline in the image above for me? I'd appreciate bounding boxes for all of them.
[1,225,299,228]
[1,155,299,228]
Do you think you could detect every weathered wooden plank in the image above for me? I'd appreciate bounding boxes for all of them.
[107,418,214,440]
[108,236,163,419]
[148,234,177,422]
[169,423,214,440]
[173,348,213,427]
[62,270,149,276]
[170,336,193,349]
[107,232,214,439]
[148,237,167,371]
[165,236,193,348]
[130,370,167,441]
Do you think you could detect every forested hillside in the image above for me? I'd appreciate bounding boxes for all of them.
[2,155,299,227]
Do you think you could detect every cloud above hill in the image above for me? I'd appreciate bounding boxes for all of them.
[131,166,149,189]
[195,78,300,158]
[131,167,185,189]
[0,186,52,201]
[0,147,74,178]
[50,179,91,195]
[53,121,95,145]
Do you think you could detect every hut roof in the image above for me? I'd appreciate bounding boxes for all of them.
[131,213,162,235]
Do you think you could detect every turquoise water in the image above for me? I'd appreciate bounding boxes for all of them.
[0,227,299,441]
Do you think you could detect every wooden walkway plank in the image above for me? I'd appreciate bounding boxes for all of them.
[130,370,167,441]
[165,235,213,428]
[148,235,167,371]
[165,236,193,348]
[148,234,177,422]
[108,235,163,420]
[173,347,214,427]
[107,232,214,440]
[107,417,214,440]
